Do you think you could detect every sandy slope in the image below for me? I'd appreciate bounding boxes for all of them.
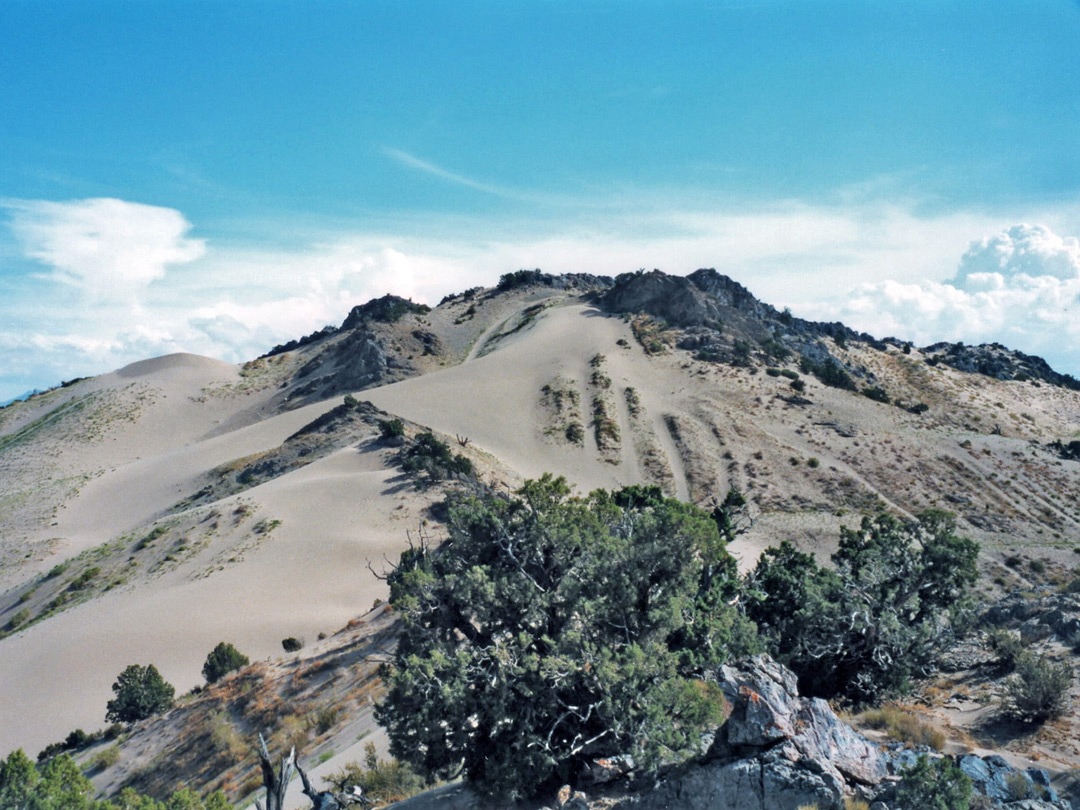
[0,349,424,757]
[363,302,684,495]
[0,443,430,756]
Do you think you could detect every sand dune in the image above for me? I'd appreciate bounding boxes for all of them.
[0,444,428,756]
[364,303,687,495]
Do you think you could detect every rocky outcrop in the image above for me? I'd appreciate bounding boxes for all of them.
[602,270,725,328]
[686,269,774,320]
[983,592,1080,646]
[617,655,887,810]
[341,294,430,329]
[958,754,1062,804]
[922,341,1080,390]
[608,655,1071,810]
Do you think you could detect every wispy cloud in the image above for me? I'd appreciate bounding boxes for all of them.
[381,147,522,199]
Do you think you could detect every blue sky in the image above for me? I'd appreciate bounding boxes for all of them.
[1,0,1079,401]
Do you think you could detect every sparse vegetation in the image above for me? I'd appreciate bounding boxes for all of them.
[105,664,175,724]
[858,706,945,750]
[326,742,425,805]
[201,642,250,684]
[896,754,972,810]
[1000,651,1074,723]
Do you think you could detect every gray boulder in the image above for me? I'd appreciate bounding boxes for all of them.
[602,270,724,329]
[948,754,1061,805]
[619,655,886,810]
[713,655,888,788]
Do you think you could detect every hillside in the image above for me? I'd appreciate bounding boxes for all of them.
[1,269,1079,806]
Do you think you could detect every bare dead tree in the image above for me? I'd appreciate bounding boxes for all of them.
[456,434,470,447]
[254,734,369,810]
[254,734,295,810]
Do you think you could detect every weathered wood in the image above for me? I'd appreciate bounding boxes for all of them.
[254,733,296,810]
[253,734,367,810]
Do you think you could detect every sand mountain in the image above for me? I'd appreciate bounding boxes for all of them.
[1,269,1078,803]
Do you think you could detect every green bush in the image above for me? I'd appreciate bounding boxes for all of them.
[896,755,972,810]
[984,628,1025,672]
[379,418,405,440]
[400,432,473,484]
[378,475,757,799]
[861,385,891,404]
[7,607,30,630]
[1001,651,1074,723]
[105,664,175,724]
[281,637,303,653]
[745,511,977,702]
[496,269,546,290]
[201,642,250,683]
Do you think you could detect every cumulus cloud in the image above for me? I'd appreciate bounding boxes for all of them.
[826,223,1080,374]
[5,197,205,299]
[4,197,1080,401]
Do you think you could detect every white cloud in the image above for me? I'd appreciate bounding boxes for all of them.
[5,197,205,300]
[953,223,1080,290]
[820,223,1080,374]
[3,197,1079,401]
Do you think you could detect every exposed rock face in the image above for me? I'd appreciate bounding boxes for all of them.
[620,655,887,810]
[958,754,1062,804]
[922,341,1080,390]
[686,269,774,320]
[602,271,724,328]
[609,656,1070,810]
[983,592,1080,645]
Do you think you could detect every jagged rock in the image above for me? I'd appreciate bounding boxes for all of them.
[619,655,885,810]
[957,754,1060,803]
[602,270,724,328]
[982,592,1080,646]
[624,757,842,810]
[686,269,774,320]
[921,341,1080,390]
[712,655,888,788]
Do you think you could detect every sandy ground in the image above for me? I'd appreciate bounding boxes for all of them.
[0,347,427,757]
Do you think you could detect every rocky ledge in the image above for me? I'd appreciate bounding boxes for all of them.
[556,655,1067,810]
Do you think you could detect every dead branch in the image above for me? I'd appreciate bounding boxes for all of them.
[254,734,295,810]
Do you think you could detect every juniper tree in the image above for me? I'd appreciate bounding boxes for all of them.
[376,475,757,799]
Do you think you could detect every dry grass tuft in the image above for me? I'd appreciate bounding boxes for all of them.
[857,705,946,751]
